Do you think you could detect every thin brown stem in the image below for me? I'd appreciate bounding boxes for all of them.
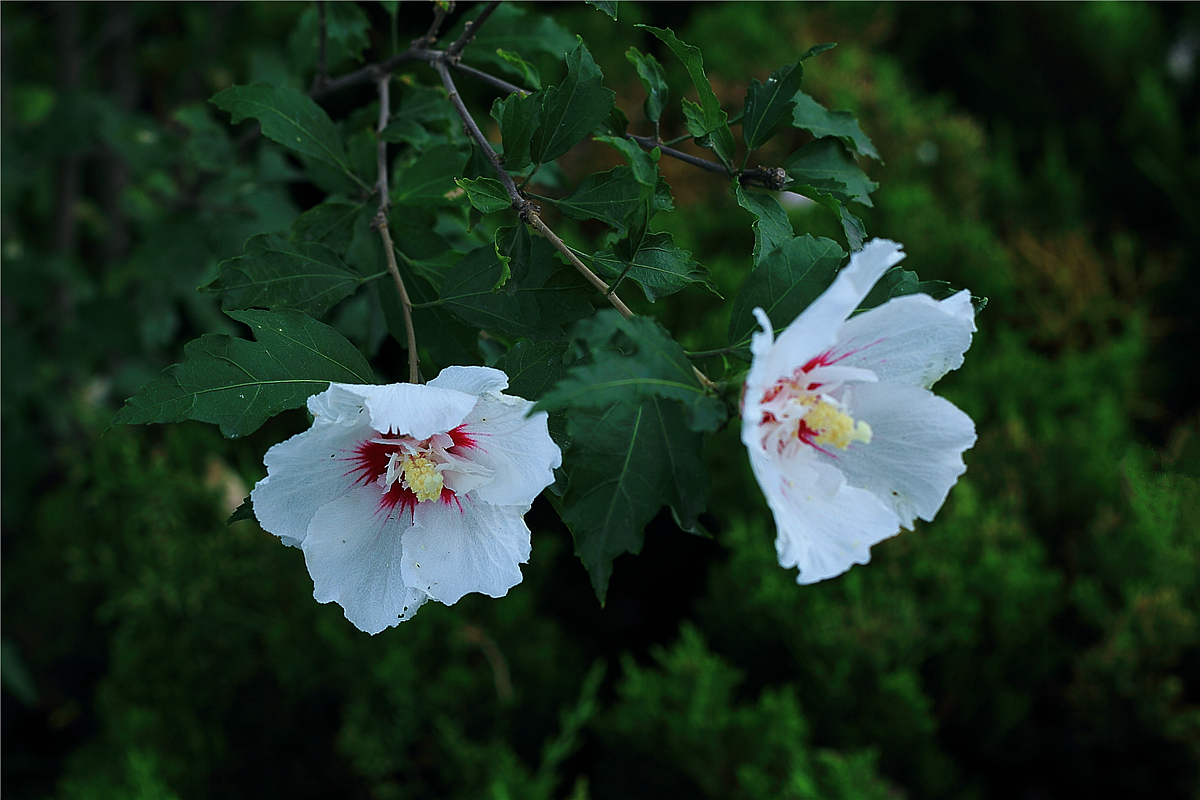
[446,0,501,59]
[417,1,454,49]
[374,73,420,383]
[526,213,633,319]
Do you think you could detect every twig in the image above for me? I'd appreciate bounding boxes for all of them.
[626,133,789,191]
[433,58,636,321]
[628,133,728,177]
[453,61,529,96]
[526,213,633,319]
[416,1,454,49]
[446,0,501,60]
[373,72,421,383]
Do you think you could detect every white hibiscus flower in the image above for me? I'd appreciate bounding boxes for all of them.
[742,239,977,584]
[251,366,561,634]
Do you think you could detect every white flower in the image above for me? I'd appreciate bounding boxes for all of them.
[251,366,561,634]
[742,239,977,585]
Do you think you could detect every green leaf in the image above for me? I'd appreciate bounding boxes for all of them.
[228,496,255,524]
[496,340,571,401]
[445,3,576,65]
[625,47,669,123]
[495,340,571,444]
[439,240,592,341]
[560,395,709,603]
[553,165,647,234]
[792,91,881,161]
[639,26,735,164]
[113,309,374,437]
[290,200,364,254]
[784,138,877,206]
[494,48,541,90]
[858,266,954,313]
[539,311,725,433]
[211,84,353,176]
[734,183,794,266]
[586,0,618,19]
[592,134,658,186]
[325,1,371,62]
[592,232,718,302]
[727,234,845,354]
[742,62,802,151]
[393,143,470,205]
[800,42,837,61]
[786,186,867,251]
[456,176,512,214]
[491,91,540,173]
[530,39,615,165]
[203,233,366,317]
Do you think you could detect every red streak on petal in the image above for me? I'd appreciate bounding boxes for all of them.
[347,437,394,486]
[448,424,477,450]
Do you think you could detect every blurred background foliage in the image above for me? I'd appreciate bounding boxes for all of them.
[3,2,1199,798]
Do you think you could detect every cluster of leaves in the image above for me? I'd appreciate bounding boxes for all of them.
[111,0,932,600]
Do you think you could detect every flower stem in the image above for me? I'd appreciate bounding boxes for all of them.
[374,72,420,384]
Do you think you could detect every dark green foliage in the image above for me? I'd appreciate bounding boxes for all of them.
[5,3,1199,800]
[113,309,374,437]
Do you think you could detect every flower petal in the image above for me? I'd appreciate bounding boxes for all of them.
[301,488,428,634]
[251,416,369,547]
[401,499,532,605]
[749,449,900,584]
[755,239,907,383]
[458,395,560,507]
[427,365,510,397]
[334,382,476,439]
[834,290,975,389]
[828,381,976,527]
[308,383,370,426]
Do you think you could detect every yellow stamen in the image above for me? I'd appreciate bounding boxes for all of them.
[802,397,872,449]
[402,455,444,502]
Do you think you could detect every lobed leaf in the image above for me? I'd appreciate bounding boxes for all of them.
[784,138,877,207]
[734,183,794,266]
[560,396,709,603]
[727,234,846,354]
[393,143,470,205]
[640,25,735,164]
[203,233,366,317]
[742,61,803,151]
[858,266,955,313]
[538,311,726,434]
[289,201,364,254]
[792,90,881,161]
[592,232,719,302]
[592,134,658,187]
[456,176,512,214]
[113,309,374,438]
[626,47,669,123]
[530,39,616,165]
[211,84,353,176]
[492,91,541,173]
[439,238,592,341]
